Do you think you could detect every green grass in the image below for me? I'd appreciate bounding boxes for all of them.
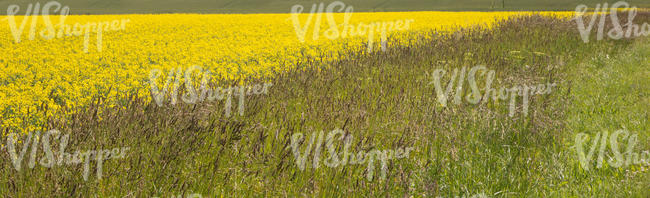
[1,0,650,14]
[557,35,650,197]
[0,12,648,197]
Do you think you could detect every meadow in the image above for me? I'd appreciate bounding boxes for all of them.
[0,2,649,198]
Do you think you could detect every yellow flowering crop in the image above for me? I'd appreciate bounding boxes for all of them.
[0,12,573,135]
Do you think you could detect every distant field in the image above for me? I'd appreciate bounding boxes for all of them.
[1,0,649,14]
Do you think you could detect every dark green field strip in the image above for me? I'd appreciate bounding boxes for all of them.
[1,0,650,14]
